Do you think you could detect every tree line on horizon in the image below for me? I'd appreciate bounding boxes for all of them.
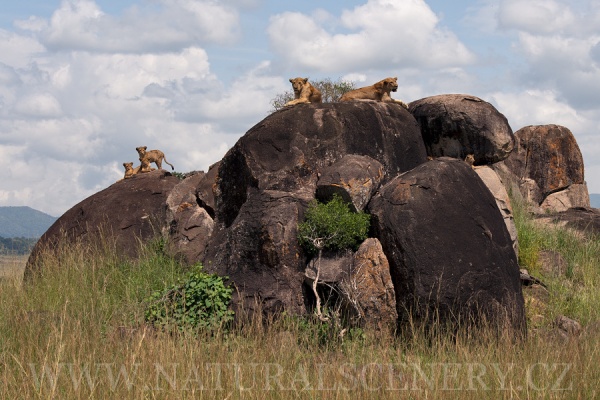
[0,236,37,255]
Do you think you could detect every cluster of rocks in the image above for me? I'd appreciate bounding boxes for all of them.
[26,93,597,337]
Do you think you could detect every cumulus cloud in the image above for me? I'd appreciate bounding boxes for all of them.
[0,29,46,67]
[490,89,584,131]
[268,0,475,74]
[469,0,600,111]
[19,0,240,53]
[14,93,63,118]
[496,0,576,34]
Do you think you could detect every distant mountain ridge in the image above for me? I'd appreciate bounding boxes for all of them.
[0,206,57,238]
[591,194,600,209]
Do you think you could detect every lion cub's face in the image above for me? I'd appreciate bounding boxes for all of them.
[382,77,399,93]
[135,146,147,158]
[289,77,309,94]
[123,162,134,171]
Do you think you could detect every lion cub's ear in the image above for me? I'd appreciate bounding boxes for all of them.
[289,78,293,83]
[303,78,308,83]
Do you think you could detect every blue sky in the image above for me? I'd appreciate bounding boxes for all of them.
[1,0,599,216]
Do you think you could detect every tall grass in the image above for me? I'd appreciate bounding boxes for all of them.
[0,211,598,399]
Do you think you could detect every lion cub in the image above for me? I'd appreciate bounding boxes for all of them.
[123,160,155,179]
[464,154,475,169]
[339,77,408,109]
[284,77,322,106]
[135,146,175,170]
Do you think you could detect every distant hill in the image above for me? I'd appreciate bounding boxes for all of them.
[0,206,57,238]
[591,194,600,209]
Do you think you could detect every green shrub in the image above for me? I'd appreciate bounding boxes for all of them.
[144,264,234,332]
[298,194,370,255]
[171,171,186,180]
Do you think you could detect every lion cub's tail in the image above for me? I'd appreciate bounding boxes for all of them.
[164,158,175,170]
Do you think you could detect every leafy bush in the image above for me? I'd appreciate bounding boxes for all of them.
[298,194,370,255]
[145,264,234,332]
[171,171,186,180]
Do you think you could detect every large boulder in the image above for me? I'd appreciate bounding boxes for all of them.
[204,102,427,315]
[303,239,397,330]
[499,124,590,212]
[166,172,215,265]
[368,158,526,333]
[343,238,397,329]
[24,170,180,280]
[408,94,515,164]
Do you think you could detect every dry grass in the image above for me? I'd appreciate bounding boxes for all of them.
[0,209,598,399]
[0,254,27,283]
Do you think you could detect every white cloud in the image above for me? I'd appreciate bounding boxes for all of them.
[268,0,475,74]
[14,93,63,118]
[490,89,585,131]
[22,0,240,53]
[497,0,575,34]
[470,0,600,110]
[0,29,45,67]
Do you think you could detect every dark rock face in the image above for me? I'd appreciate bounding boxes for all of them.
[24,170,180,280]
[368,158,526,332]
[409,94,515,164]
[205,102,427,314]
[303,239,397,330]
[498,124,589,212]
[316,154,384,212]
[345,238,397,329]
[505,125,584,197]
[166,172,215,265]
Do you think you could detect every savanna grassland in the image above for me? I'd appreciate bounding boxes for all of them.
[0,201,598,399]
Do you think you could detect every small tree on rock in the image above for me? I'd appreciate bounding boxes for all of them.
[298,194,370,321]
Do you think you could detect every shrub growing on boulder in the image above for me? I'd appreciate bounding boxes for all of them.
[298,194,370,256]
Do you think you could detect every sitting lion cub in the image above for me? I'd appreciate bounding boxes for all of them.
[339,77,408,109]
[123,160,155,179]
[135,146,175,170]
[284,77,322,106]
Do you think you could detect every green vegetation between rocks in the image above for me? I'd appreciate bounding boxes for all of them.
[298,194,370,255]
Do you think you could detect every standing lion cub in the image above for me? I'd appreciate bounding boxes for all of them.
[339,77,408,109]
[284,77,322,106]
[135,146,175,170]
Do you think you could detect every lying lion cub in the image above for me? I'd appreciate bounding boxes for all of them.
[284,77,322,106]
[123,160,155,179]
[136,146,175,171]
[339,77,408,109]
